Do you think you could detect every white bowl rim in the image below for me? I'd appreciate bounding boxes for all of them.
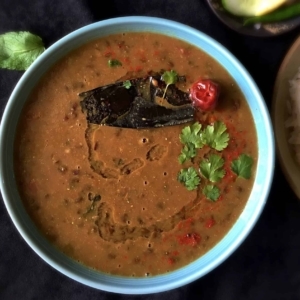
[0,16,275,294]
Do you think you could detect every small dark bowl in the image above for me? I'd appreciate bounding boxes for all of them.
[206,0,300,37]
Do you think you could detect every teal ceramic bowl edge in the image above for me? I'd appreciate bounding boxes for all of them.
[0,16,275,294]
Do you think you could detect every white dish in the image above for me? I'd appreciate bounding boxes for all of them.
[272,35,300,199]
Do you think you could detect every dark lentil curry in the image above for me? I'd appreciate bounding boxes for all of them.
[14,32,257,277]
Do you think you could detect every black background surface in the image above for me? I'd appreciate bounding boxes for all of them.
[1,1,300,299]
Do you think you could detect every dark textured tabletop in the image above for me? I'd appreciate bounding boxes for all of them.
[1,1,300,299]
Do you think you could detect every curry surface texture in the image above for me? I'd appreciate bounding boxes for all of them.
[14,32,257,277]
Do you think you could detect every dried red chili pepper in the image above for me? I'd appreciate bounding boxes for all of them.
[189,79,220,111]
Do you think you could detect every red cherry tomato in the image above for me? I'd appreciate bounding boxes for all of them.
[189,79,220,111]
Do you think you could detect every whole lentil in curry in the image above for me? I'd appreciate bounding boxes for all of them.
[14,32,257,277]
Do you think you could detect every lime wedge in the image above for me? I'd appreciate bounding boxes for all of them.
[222,0,287,17]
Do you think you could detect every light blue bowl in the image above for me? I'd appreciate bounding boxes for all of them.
[0,16,274,294]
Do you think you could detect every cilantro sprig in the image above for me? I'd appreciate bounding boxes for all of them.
[203,185,220,202]
[0,31,45,70]
[199,154,225,182]
[161,70,178,99]
[108,59,122,67]
[179,122,204,148]
[123,80,132,89]
[178,145,197,164]
[178,167,200,191]
[178,122,204,163]
[203,121,229,151]
[177,121,254,202]
[178,121,228,164]
[231,154,253,179]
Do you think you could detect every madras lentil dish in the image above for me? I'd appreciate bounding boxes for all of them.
[14,32,257,277]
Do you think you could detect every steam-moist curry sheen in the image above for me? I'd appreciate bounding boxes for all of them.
[14,32,257,276]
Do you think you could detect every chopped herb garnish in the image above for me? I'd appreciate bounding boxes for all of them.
[108,59,122,67]
[123,80,132,89]
[0,31,45,70]
[178,121,228,165]
[203,121,229,151]
[178,122,205,164]
[203,185,220,201]
[231,154,253,179]
[161,70,178,99]
[179,122,204,149]
[177,120,253,201]
[177,167,200,191]
[200,154,225,182]
[178,144,196,164]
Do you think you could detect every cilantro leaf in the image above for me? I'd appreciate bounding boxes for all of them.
[177,167,200,191]
[178,122,205,164]
[199,154,225,182]
[231,154,253,179]
[203,185,220,201]
[108,59,122,67]
[161,70,178,99]
[0,31,45,70]
[179,122,204,149]
[203,121,229,151]
[178,144,196,164]
[123,80,132,89]
[162,69,178,86]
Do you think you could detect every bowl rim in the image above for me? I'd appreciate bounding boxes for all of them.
[0,16,275,294]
